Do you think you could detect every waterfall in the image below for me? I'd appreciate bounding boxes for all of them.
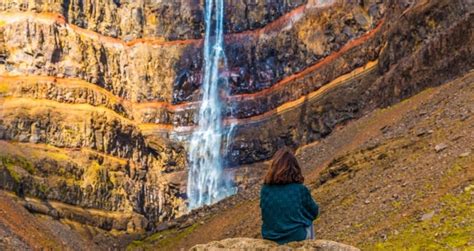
[187,0,236,210]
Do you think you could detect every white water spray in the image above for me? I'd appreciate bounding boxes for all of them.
[187,0,236,210]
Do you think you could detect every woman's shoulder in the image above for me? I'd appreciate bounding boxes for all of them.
[261,183,307,190]
[284,183,311,194]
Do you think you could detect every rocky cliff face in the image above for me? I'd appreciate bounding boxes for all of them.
[0,0,473,233]
[0,0,305,40]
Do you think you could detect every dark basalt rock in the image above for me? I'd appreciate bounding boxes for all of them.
[173,1,385,103]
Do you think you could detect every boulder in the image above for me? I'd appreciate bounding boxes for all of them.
[190,238,360,251]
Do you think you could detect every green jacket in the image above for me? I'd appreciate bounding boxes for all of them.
[260,183,319,244]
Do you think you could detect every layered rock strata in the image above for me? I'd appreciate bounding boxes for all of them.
[0,0,473,232]
[0,0,306,40]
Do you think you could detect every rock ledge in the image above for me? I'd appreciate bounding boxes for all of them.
[190,238,360,251]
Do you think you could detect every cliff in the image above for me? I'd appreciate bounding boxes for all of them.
[0,0,473,246]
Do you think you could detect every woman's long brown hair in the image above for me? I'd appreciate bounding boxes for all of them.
[264,148,304,185]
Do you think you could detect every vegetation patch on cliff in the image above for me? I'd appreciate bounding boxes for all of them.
[0,82,9,94]
[127,224,198,250]
[1,154,35,180]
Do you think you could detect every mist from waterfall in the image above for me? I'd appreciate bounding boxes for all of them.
[187,0,236,210]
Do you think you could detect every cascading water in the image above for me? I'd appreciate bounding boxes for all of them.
[187,0,236,210]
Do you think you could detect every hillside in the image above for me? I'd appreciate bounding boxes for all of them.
[130,70,473,250]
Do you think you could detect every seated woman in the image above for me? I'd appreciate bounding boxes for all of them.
[260,148,320,244]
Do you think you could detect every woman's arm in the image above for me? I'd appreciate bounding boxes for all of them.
[303,186,319,219]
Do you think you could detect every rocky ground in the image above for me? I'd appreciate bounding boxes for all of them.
[127,70,473,250]
[0,190,97,250]
[0,189,145,250]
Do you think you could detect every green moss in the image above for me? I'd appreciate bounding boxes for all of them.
[82,161,102,186]
[0,83,9,94]
[63,127,77,136]
[447,162,465,177]
[424,183,434,191]
[391,200,402,209]
[109,172,119,186]
[443,230,471,248]
[66,177,78,186]
[368,186,474,250]
[127,240,144,249]
[45,151,70,162]
[38,183,48,194]
[1,154,35,176]
[127,224,199,250]
[341,195,355,207]
[5,164,21,183]
[18,157,35,174]
[427,18,437,30]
